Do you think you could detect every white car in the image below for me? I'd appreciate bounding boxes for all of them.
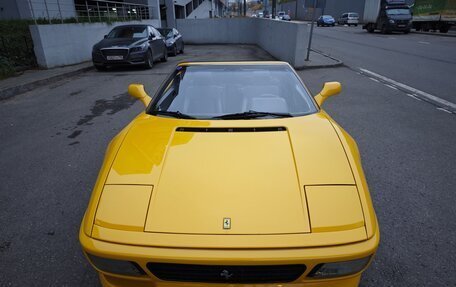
[338,12,359,26]
[278,11,291,21]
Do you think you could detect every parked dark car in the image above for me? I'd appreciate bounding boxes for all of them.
[157,28,184,56]
[92,24,167,71]
[317,15,336,26]
[338,12,359,26]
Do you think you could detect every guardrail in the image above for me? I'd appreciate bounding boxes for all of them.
[27,0,158,24]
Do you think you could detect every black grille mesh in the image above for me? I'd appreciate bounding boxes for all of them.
[101,49,128,57]
[147,262,306,283]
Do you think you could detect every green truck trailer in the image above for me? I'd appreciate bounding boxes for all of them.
[412,0,456,33]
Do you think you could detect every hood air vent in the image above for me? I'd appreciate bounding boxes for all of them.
[176,127,286,133]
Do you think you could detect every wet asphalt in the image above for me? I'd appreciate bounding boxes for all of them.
[0,32,455,287]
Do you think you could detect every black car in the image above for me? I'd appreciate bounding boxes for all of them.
[157,28,184,56]
[317,15,336,27]
[92,24,167,71]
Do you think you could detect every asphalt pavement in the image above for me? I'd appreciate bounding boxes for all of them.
[311,25,456,104]
[0,33,455,287]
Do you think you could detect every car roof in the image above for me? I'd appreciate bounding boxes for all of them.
[114,24,151,28]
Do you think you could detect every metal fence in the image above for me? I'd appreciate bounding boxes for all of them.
[27,0,158,24]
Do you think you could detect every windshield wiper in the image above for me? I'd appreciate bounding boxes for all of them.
[213,110,293,120]
[150,110,195,119]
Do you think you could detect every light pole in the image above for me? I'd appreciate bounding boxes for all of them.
[305,0,317,61]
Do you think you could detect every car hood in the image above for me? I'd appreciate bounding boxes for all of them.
[94,38,147,49]
[92,113,366,247]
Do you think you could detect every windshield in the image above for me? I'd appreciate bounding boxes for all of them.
[107,26,148,39]
[278,12,285,16]
[323,16,334,19]
[348,13,359,17]
[386,9,410,15]
[158,28,173,38]
[149,65,317,119]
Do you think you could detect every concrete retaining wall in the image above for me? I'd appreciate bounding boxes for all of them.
[30,20,161,68]
[30,18,308,69]
[176,18,256,44]
[176,18,309,68]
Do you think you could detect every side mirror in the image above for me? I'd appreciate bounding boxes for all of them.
[128,84,152,107]
[314,82,341,106]
[149,34,154,40]
[104,35,108,39]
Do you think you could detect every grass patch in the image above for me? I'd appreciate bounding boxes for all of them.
[0,56,15,80]
[0,20,36,71]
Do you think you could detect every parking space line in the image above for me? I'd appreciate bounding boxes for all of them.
[385,84,398,90]
[436,107,453,114]
[418,41,430,45]
[406,93,423,101]
[359,68,456,111]
[369,77,380,83]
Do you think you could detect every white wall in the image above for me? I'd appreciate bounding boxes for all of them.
[30,18,309,69]
[176,18,309,68]
[256,18,308,68]
[176,18,256,44]
[30,20,161,68]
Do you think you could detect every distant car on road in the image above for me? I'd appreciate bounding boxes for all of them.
[317,15,336,26]
[92,24,167,71]
[278,11,291,21]
[258,12,264,18]
[157,27,184,56]
[338,12,359,26]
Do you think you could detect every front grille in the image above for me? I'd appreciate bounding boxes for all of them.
[147,262,306,283]
[101,49,128,58]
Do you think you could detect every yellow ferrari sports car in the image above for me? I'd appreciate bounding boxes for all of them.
[80,62,379,287]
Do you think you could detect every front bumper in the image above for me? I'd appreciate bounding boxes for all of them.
[80,225,379,287]
[92,50,147,66]
[386,22,411,31]
[165,44,175,53]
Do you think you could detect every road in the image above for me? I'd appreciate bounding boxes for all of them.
[312,25,456,105]
[0,30,455,287]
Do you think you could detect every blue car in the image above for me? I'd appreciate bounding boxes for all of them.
[317,15,336,27]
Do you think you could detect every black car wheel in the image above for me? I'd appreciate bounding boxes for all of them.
[179,42,184,54]
[172,45,178,56]
[145,50,153,69]
[367,24,375,33]
[381,24,390,34]
[161,48,168,62]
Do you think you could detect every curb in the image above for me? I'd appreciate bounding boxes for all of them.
[296,49,344,70]
[0,65,94,101]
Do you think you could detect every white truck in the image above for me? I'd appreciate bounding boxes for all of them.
[363,0,413,33]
